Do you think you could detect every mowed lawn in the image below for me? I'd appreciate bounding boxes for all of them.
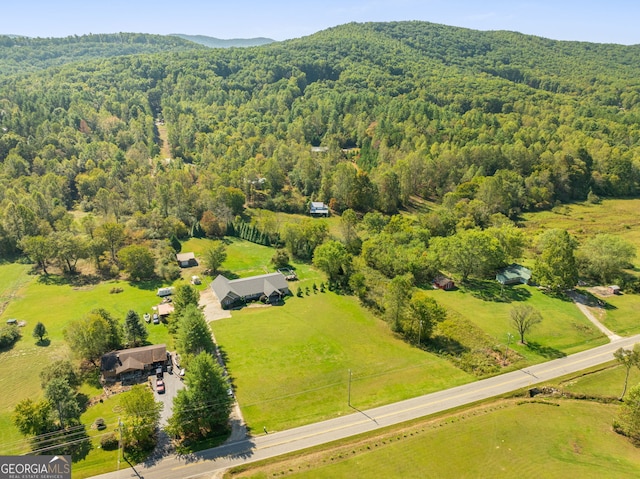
[425,282,608,361]
[0,265,173,455]
[230,364,640,479]
[212,291,474,432]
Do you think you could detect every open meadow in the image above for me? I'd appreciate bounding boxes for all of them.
[521,198,640,336]
[226,363,640,479]
[212,291,474,432]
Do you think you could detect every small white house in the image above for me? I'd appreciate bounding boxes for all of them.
[310,202,329,217]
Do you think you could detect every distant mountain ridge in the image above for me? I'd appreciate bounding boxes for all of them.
[0,32,207,75]
[171,34,275,48]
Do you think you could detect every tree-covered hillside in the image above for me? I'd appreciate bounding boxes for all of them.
[0,21,640,255]
[0,33,206,74]
[170,34,275,48]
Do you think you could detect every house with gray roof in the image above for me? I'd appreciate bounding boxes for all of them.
[496,264,532,285]
[211,272,290,309]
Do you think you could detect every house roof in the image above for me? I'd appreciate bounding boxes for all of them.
[176,252,196,262]
[310,201,328,211]
[157,303,175,316]
[101,344,167,373]
[496,264,532,284]
[212,272,288,303]
[433,275,454,286]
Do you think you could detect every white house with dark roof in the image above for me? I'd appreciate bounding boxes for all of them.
[310,201,329,216]
[211,272,290,309]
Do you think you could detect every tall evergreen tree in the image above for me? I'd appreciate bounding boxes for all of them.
[123,310,148,347]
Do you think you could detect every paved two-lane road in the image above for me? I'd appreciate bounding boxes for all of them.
[90,334,640,479]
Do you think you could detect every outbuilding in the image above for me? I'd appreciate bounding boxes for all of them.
[176,252,198,268]
[433,275,455,290]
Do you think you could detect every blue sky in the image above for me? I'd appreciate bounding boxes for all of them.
[3,0,640,45]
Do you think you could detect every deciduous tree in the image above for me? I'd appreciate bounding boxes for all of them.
[32,321,47,343]
[64,308,122,366]
[120,385,162,450]
[578,234,636,284]
[312,240,352,286]
[118,244,155,280]
[534,229,578,291]
[510,304,542,344]
[202,241,227,274]
[614,347,640,400]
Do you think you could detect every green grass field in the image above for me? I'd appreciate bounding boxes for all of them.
[520,198,640,270]
[426,282,608,361]
[227,364,640,479]
[212,291,474,432]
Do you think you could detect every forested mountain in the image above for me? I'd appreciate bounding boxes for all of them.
[0,33,205,74]
[1,21,640,258]
[171,34,275,48]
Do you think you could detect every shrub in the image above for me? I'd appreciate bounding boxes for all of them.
[100,432,119,450]
[0,325,21,349]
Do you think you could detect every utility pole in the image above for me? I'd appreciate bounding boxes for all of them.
[348,369,352,407]
[117,417,123,473]
[504,333,513,363]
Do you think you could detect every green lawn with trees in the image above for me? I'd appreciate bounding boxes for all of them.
[212,290,475,431]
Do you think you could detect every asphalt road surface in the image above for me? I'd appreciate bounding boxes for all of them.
[90,334,640,479]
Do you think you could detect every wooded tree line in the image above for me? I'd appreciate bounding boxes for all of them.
[0,21,638,283]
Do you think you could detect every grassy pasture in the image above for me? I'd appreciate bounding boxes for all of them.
[212,291,474,432]
[520,198,640,270]
[425,282,608,362]
[228,364,640,479]
[235,401,640,479]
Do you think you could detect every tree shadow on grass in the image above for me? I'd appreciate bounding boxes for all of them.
[35,338,51,347]
[542,289,574,303]
[526,341,566,359]
[37,273,101,287]
[129,277,165,291]
[425,334,469,357]
[217,269,240,280]
[462,279,531,303]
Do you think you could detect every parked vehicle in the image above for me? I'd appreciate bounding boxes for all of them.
[156,379,165,394]
[153,313,159,324]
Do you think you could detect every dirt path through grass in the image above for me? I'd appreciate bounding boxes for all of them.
[568,290,621,341]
